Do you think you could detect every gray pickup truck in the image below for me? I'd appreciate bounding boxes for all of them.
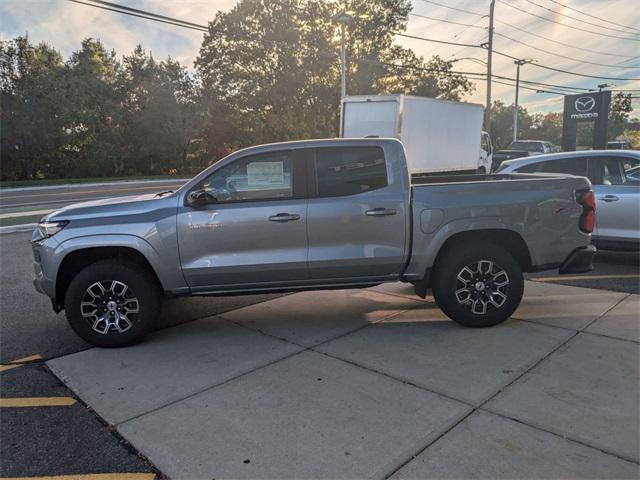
[32,139,596,347]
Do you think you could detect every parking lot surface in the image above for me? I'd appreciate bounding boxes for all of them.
[47,281,639,479]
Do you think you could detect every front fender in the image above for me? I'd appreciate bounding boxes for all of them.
[56,234,188,293]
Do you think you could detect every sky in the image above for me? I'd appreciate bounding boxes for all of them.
[1,0,639,116]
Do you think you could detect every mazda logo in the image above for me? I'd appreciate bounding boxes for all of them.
[575,96,596,113]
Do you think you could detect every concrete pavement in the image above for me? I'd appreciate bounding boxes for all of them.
[47,281,640,479]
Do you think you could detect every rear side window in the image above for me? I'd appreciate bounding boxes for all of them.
[588,156,637,185]
[314,147,387,197]
[516,158,588,176]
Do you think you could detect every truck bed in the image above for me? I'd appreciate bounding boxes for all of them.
[411,172,554,185]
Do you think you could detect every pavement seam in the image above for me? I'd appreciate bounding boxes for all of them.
[116,299,428,426]
[381,293,635,478]
[478,408,640,465]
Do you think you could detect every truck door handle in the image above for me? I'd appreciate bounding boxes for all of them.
[365,208,397,217]
[598,195,619,202]
[268,213,300,222]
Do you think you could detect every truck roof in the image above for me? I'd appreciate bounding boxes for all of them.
[342,94,484,110]
[224,137,403,158]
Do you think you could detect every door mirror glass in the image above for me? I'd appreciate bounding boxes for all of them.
[186,188,214,208]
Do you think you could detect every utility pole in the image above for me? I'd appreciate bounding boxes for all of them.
[340,21,346,99]
[484,0,496,136]
[513,58,533,142]
[333,12,353,100]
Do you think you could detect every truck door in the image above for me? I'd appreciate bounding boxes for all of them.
[306,145,407,280]
[177,149,309,290]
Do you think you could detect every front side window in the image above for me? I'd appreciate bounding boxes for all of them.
[315,147,387,197]
[516,157,588,176]
[200,151,293,203]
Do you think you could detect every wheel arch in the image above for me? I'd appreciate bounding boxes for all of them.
[431,229,532,284]
[55,243,165,310]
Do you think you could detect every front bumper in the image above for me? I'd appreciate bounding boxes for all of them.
[559,244,596,274]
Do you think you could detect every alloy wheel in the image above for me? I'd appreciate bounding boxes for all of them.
[455,260,510,315]
[80,280,140,334]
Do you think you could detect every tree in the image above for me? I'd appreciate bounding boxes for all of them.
[118,47,204,175]
[489,100,533,150]
[609,92,632,140]
[196,0,474,149]
[1,37,66,180]
[528,112,562,146]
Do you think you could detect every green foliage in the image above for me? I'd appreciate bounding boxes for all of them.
[196,0,474,149]
[608,92,633,140]
[489,100,534,150]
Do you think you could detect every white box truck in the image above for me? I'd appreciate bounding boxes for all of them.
[340,94,493,174]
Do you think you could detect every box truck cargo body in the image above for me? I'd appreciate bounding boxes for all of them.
[341,94,491,174]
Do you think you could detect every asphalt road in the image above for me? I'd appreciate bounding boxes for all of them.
[527,249,639,294]
[0,179,187,226]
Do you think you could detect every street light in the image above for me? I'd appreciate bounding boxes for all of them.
[513,58,535,142]
[333,11,354,100]
[450,57,487,67]
[590,83,615,92]
[332,10,369,100]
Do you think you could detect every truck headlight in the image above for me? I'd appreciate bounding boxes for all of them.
[37,220,68,239]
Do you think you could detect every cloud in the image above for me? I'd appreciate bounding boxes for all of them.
[2,0,639,113]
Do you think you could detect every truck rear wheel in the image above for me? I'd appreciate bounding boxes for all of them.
[432,243,523,328]
[64,260,161,347]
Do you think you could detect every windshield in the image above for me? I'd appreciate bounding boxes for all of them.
[509,141,543,153]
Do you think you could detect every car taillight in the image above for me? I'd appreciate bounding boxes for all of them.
[576,189,595,234]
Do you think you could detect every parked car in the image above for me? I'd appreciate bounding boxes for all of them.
[32,139,595,347]
[491,140,556,171]
[508,140,555,155]
[497,150,640,250]
[607,141,632,150]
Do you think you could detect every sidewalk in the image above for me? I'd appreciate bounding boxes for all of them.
[47,281,639,479]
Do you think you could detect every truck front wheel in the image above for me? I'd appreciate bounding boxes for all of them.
[432,243,524,328]
[64,260,161,347]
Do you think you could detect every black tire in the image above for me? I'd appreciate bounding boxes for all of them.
[432,243,524,328]
[477,166,487,175]
[64,260,161,347]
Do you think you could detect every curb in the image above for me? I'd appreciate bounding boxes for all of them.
[0,178,189,193]
[0,223,36,234]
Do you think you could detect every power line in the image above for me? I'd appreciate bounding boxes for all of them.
[495,19,639,59]
[497,0,640,42]
[493,31,640,69]
[67,0,208,32]
[493,79,566,95]
[395,32,481,49]
[82,0,208,29]
[409,6,639,60]
[492,49,640,81]
[409,12,485,29]
[545,0,640,34]
[69,0,640,85]
[519,0,640,36]
[417,0,485,18]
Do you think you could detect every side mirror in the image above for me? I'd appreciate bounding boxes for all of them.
[186,189,211,208]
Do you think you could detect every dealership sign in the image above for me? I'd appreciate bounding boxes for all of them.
[562,91,611,151]
[569,95,599,119]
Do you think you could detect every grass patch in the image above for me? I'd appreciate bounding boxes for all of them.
[0,175,187,189]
